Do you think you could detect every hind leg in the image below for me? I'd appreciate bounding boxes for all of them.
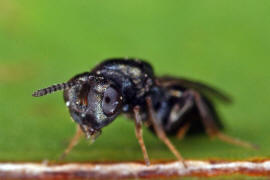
[184,90,258,150]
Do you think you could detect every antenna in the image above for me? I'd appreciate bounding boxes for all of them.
[32,81,76,97]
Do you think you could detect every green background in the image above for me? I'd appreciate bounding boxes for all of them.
[0,0,269,162]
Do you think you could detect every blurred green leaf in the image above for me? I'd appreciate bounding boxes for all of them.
[0,0,270,163]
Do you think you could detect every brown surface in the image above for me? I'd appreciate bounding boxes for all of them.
[0,160,270,179]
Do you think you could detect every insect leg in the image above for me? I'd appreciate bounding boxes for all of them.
[146,97,186,167]
[60,125,83,160]
[166,102,192,140]
[167,100,193,127]
[165,95,195,139]
[133,106,151,166]
[176,122,191,140]
[187,90,258,150]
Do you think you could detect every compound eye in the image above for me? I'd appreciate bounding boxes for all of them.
[102,87,121,116]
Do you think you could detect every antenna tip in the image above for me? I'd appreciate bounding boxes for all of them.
[32,90,45,97]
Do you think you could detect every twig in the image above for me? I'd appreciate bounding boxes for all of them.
[0,160,270,179]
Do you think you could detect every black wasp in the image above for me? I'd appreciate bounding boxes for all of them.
[33,58,256,166]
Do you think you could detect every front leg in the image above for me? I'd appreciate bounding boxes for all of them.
[146,97,186,167]
[60,125,83,160]
[133,106,150,166]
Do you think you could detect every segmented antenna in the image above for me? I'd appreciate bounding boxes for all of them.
[32,81,76,97]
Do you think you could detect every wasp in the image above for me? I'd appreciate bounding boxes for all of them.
[33,58,256,166]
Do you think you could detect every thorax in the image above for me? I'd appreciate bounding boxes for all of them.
[91,59,155,110]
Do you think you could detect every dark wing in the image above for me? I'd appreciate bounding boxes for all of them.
[156,76,232,104]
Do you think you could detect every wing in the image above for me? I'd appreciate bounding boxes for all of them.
[156,76,232,104]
